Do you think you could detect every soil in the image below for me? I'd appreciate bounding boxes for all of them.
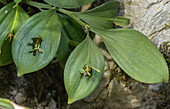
[0,57,68,109]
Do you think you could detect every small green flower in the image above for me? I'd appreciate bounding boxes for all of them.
[80,64,100,76]
[31,36,45,54]
[80,64,92,76]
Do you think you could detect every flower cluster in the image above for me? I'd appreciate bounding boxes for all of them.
[31,36,44,54]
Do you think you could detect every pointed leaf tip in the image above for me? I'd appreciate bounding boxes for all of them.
[68,98,73,104]
[17,72,22,77]
[64,36,104,103]
[91,28,169,83]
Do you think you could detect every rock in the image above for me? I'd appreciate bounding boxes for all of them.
[15,92,27,104]
[45,107,49,109]
[10,90,18,96]
[37,104,44,109]
[124,0,170,46]
[47,98,57,109]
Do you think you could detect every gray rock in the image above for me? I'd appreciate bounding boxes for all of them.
[124,0,170,46]
[15,92,27,104]
[10,90,17,96]
[47,98,57,109]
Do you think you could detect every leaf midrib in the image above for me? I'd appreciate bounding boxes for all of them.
[92,29,165,82]
[74,13,113,21]
[10,6,18,33]
[40,10,56,37]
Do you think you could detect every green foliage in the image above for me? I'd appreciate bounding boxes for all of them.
[58,14,85,46]
[22,0,53,9]
[43,0,95,8]
[91,28,169,83]
[64,35,104,104]
[12,10,61,76]
[57,30,70,68]
[0,2,29,66]
[0,98,29,109]
[0,98,14,109]
[74,1,120,29]
[57,14,85,68]
[0,40,12,66]
[14,0,22,4]
[0,0,169,106]
[112,16,130,26]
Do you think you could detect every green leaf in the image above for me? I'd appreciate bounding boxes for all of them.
[57,14,85,68]
[0,98,29,109]
[43,0,95,8]
[14,0,22,5]
[0,40,12,66]
[92,28,169,83]
[64,35,105,104]
[112,16,130,26]
[12,10,61,76]
[0,98,14,109]
[0,2,29,66]
[0,0,7,4]
[74,1,120,29]
[57,29,71,68]
[57,14,86,68]
[59,14,85,46]
[23,1,53,9]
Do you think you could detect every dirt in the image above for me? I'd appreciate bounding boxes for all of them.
[0,57,68,109]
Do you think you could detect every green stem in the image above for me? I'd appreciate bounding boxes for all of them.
[88,63,100,72]
[58,9,89,27]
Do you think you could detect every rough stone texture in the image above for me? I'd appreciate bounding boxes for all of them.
[123,0,170,46]
[15,92,27,104]
[66,0,170,109]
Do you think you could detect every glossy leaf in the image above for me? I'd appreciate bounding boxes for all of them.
[59,14,85,46]
[74,1,120,29]
[92,28,169,83]
[57,29,71,68]
[0,40,12,66]
[14,0,22,4]
[57,14,86,68]
[64,36,105,104]
[0,98,29,109]
[0,98,14,109]
[0,2,29,66]
[43,0,95,8]
[12,10,61,76]
[23,0,53,9]
[112,16,130,26]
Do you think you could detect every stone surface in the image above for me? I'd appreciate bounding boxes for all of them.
[15,92,27,104]
[47,98,57,109]
[123,0,170,46]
